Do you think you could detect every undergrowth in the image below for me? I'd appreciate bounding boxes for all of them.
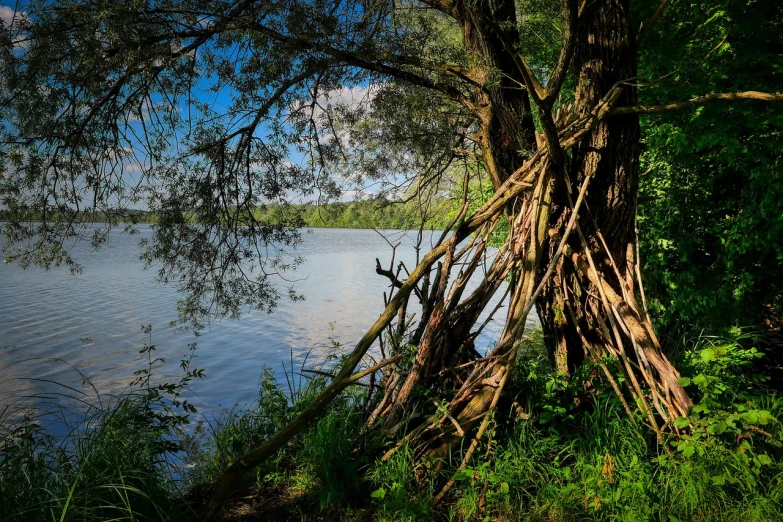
[0,327,200,521]
[2,328,783,521]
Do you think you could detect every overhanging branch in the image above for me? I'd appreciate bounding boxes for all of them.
[611,90,783,116]
[251,24,477,111]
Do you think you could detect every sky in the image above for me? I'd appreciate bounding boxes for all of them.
[0,1,388,209]
[0,4,20,25]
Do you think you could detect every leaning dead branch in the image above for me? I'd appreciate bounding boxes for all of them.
[202,85,691,519]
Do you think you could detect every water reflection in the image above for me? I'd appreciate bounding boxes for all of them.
[0,226,538,422]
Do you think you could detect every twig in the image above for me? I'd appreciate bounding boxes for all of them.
[433,399,465,437]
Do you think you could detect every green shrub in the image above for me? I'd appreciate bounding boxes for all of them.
[0,336,201,521]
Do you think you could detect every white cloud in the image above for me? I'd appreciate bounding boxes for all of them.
[301,84,381,148]
[340,189,363,201]
[323,84,377,111]
[289,83,380,121]
[0,6,16,25]
[0,5,30,52]
[0,5,28,27]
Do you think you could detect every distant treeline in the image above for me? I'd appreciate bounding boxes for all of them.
[0,199,455,230]
[255,199,454,230]
[0,208,159,224]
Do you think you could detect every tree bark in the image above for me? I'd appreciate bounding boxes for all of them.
[538,0,640,375]
[535,0,691,423]
[455,0,537,185]
[378,0,538,430]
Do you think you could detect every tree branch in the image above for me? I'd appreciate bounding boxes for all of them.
[376,258,424,301]
[637,0,671,42]
[251,24,476,111]
[417,0,458,19]
[610,91,783,116]
[545,0,578,105]
[389,55,484,91]
[192,66,326,155]
[138,5,478,109]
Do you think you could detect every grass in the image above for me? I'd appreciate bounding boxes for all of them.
[0,393,192,521]
[0,333,199,522]
[3,329,783,521]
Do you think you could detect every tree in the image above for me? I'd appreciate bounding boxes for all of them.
[1,0,781,518]
[637,0,783,339]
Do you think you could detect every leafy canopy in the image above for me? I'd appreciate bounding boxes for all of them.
[0,0,482,323]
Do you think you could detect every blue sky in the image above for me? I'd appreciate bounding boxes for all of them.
[0,1,384,207]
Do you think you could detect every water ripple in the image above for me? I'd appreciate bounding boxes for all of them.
[0,226,537,421]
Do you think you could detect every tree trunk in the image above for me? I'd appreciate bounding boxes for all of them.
[537,0,639,374]
[378,0,538,430]
[203,1,696,515]
[536,0,691,423]
[455,0,537,186]
[379,0,693,445]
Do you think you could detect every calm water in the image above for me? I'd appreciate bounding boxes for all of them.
[0,226,537,421]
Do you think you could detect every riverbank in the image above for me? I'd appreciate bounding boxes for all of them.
[2,329,782,521]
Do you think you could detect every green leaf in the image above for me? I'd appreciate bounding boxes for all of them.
[677,377,691,386]
[693,374,709,387]
[742,412,759,424]
[757,410,774,425]
[500,481,509,494]
[674,416,690,429]
[757,454,772,466]
[370,488,386,499]
[453,469,473,482]
[693,404,710,414]
[700,348,715,363]
[707,420,727,435]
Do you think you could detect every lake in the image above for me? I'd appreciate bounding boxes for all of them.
[0,226,538,422]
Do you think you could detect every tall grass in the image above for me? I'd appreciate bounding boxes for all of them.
[3,328,783,521]
[0,391,193,521]
[0,333,200,521]
[187,347,369,515]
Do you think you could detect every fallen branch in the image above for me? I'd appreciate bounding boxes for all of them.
[201,90,626,519]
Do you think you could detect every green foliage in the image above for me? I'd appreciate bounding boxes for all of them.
[299,409,363,510]
[0,334,202,521]
[0,335,371,521]
[368,445,433,521]
[365,330,783,522]
[188,343,370,516]
[638,0,783,332]
[187,367,295,484]
[0,0,475,325]
[4,328,783,521]
[666,331,782,496]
